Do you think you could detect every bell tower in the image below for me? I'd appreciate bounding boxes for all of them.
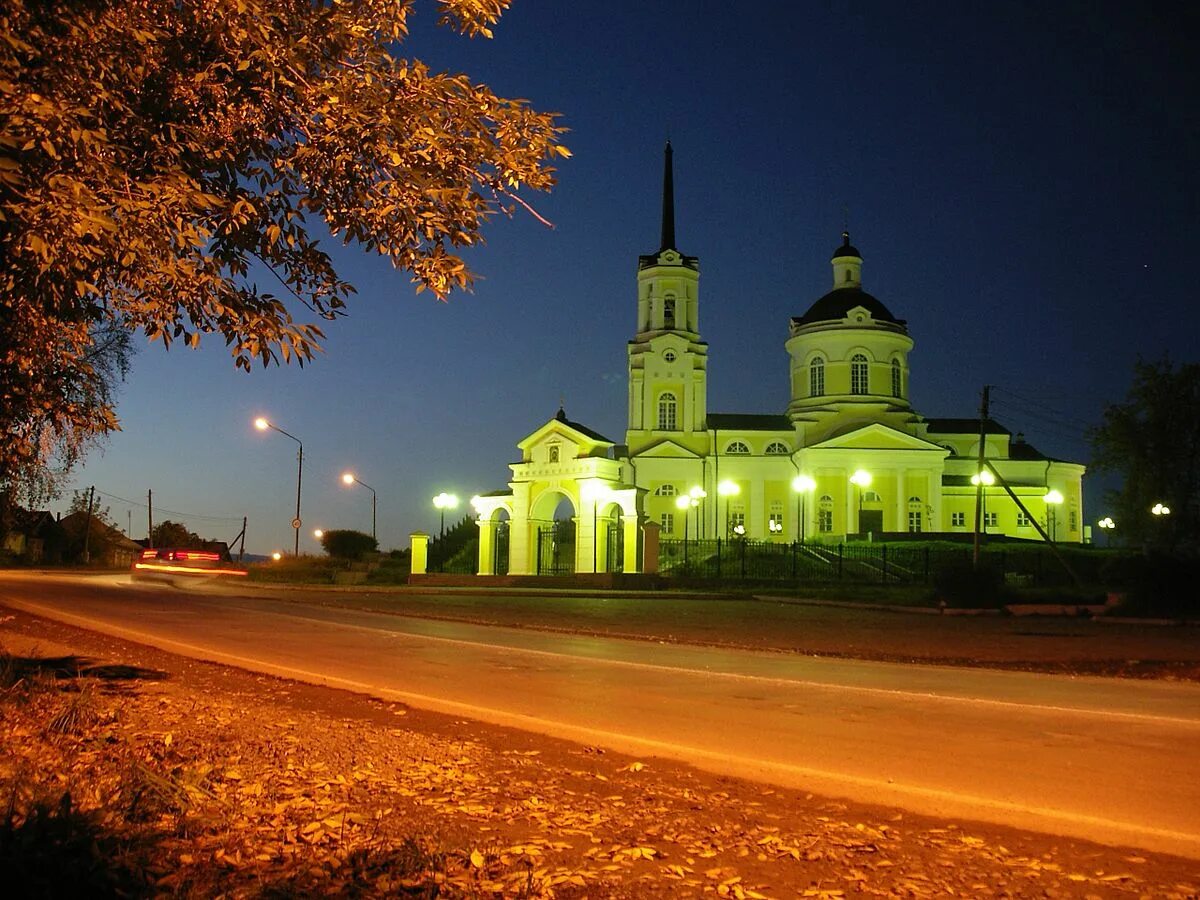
[626,143,708,456]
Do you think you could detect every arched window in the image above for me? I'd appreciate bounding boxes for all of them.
[907,496,923,533]
[851,354,869,395]
[818,494,834,533]
[654,484,677,496]
[548,445,559,464]
[765,441,790,455]
[725,441,750,454]
[658,392,677,430]
[891,358,902,398]
[663,296,676,329]
[810,356,825,397]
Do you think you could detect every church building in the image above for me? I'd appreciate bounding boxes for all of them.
[468,145,1085,575]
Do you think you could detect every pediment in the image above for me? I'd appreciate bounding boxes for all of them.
[518,417,613,456]
[808,422,946,453]
[633,438,702,459]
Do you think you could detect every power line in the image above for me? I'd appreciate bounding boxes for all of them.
[92,488,243,523]
[990,385,1095,432]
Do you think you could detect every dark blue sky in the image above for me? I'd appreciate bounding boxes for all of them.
[63,0,1199,552]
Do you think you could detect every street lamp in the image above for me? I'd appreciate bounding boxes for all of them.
[432,492,458,539]
[271,551,283,561]
[1097,516,1115,547]
[582,483,612,574]
[718,480,740,539]
[971,469,995,533]
[1151,502,1171,516]
[313,528,324,539]
[254,416,303,556]
[1044,489,1064,541]
[675,494,692,565]
[341,472,377,540]
[689,486,706,539]
[849,469,872,536]
[791,474,816,544]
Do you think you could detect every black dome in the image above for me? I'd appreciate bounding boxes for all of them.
[831,231,861,260]
[794,287,903,326]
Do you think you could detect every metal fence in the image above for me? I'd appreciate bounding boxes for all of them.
[657,538,1106,586]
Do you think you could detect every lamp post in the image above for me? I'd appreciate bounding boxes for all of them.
[433,492,458,539]
[718,480,740,539]
[341,472,377,540]
[689,486,706,540]
[1151,502,1171,517]
[675,494,691,565]
[313,528,324,540]
[1097,516,1115,547]
[971,469,995,533]
[791,474,816,544]
[254,416,303,556]
[582,483,612,574]
[1044,489,1064,542]
[849,469,872,536]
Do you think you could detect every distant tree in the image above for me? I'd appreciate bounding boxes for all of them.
[67,488,116,529]
[151,520,205,549]
[320,529,378,561]
[1089,358,1200,550]
[0,0,566,500]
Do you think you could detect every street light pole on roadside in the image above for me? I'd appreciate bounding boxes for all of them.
[342,472,377,540]
[1044,489,1064,542]
[254,416,303,556]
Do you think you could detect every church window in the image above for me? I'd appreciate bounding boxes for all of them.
[952,511,966,527]
[765,441,790,455]
[725,441,750,454]
[1016,511,1031,528]
[891,359,902,398]
[810,357,825,397]
[851,354,869,395]
[818,495,834,533]
[984,512,998,528]
[548,445,559,464]
[845,269,852,283]
[907,497,923,533]
[664,297,676,328]
[663,349,677,363]
[660,512,674,534]
[658,393,678,430]
[1068,510,1077,532]
[729,506,745,536]
[768,500,784,535]
[654,484,677,496]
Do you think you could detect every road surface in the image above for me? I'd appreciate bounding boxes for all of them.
[3,571,1199,859]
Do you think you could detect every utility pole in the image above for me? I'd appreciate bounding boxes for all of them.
[972,385,990,569]
[147,489,154,547]
[82,485,95,564]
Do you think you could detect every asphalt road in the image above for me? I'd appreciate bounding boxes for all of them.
[4,572,1199,860]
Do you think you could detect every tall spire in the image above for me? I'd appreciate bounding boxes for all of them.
[660,140,675,252]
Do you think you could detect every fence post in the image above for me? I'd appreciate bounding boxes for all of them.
[792,540,797,580]
[923,546,930,582]
[716,537,722,579]
[881,544,887,584]
[837,543,843,579]
[740,537,746,580]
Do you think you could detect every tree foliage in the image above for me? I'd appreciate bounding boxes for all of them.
[320,528,378,560]
[151,520,206,549]
[0,0,566,497]
[1089,358,1200,550]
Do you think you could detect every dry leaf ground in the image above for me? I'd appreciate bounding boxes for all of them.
[1,608,1197,898]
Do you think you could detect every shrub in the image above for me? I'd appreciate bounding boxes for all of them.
[1102,553,1200,619]
[931,559,1009,608]
[319,530,378,561]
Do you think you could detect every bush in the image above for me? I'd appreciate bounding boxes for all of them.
[319,530,378,561]
[931,559,1009,608]
[1102,553,1200,619]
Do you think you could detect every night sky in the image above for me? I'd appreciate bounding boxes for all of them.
[58,1,1199,554]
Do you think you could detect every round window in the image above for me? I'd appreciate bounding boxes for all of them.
[663,350,677,363]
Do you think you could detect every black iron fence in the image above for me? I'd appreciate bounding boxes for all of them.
[658,538,1108,586]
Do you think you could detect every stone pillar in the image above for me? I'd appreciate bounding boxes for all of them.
[410,532,429,575]
[896,469,907,534]
[475,518,493,576]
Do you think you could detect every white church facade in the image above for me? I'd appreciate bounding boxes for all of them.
[468,145,1085,576]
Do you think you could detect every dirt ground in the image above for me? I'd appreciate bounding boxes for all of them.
[2,608,1198,898]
